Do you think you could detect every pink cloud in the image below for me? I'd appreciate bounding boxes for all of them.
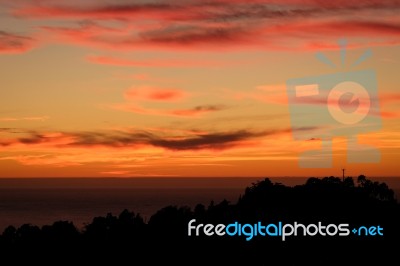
[111,104,227,117]
[0,30,35,54]
[263,20,400,50]
[0,128,268,151]
[0,116,50,122]
[287,91,400,119]
[40,22,127,47]
[13,3,193,20]
[109,85,226,117]
[379,93,400,105]
[110,104,159,116]
[168,105,227,116]
[292,92,400,108]
[123,86,187,102]
[13,1,400,23]
[372,111,400,119]
[9,1,400,52]
[100,170,131,176]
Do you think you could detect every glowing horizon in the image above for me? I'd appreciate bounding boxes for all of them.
[1,0,399,178]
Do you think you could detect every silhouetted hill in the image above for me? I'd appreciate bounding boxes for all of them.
[0,175,399,265]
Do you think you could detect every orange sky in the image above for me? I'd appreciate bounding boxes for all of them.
[0,0,399,178]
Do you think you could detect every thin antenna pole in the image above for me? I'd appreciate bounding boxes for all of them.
[342,168,345,181]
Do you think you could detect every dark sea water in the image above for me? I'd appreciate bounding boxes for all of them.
[0,188,244,231]
[0,178,398,232]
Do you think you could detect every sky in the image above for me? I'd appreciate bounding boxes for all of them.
[0,0,399,178]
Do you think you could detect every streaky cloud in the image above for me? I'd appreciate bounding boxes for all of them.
[1,127,312,151]
[9,1,400,51]
[0,30,35,54]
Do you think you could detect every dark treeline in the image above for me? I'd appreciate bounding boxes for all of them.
[0,175,399,265]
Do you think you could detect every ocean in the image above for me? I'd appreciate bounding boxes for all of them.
[0,188,243,231]
[0,178,398,232]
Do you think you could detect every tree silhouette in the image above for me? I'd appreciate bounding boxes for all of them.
[0,175,398,265]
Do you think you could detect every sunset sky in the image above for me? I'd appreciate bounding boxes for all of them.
[0,0,399,178]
